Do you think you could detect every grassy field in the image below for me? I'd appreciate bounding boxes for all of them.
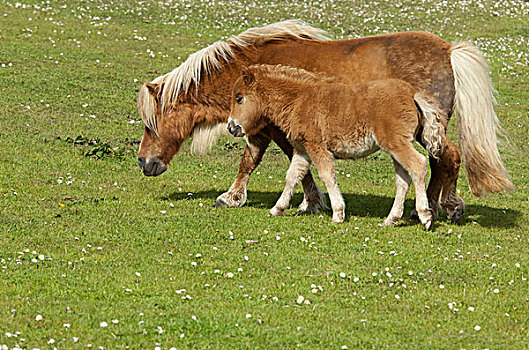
[1,0,528,348]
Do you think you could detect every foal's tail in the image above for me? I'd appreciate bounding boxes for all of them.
[414,92,446,159]
[450,42,514,196]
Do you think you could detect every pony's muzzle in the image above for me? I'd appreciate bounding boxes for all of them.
[138,156,167,176]
[227,119,245,137]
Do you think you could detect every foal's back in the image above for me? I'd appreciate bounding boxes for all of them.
[289,79,420,159]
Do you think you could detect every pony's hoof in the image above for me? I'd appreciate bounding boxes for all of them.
[297,196,326,215]
[382,218,397,227]
[215,191,247,208]
[408,210,419,222]
[212,199,227,208]
[446,206,464,225]
[268,207,284,217]
[297,201,321,215]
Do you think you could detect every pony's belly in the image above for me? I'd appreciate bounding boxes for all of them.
[332,136,379,160]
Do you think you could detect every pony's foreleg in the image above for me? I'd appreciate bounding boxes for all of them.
[305,145,345,223]
[383,159,412,227]
[214,130,272,208]
[436,139,466,224]
[412,137,465,223]
[270,128,326,214]
[269,151,311,217]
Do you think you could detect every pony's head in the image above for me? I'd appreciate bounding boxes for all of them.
[137,82,195,176]
[228,68,268,138]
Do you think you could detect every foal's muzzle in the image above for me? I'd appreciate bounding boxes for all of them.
[227,119,245,137]
[138,156,167,176]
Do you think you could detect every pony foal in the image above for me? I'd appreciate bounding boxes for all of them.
[228,65,448,230]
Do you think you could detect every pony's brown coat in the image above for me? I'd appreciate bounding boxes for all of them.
[137,20,511,220]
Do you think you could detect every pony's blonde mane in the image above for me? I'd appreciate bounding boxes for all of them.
[155,19,330,111]
[248,64,337,86]
[137,84,158,135]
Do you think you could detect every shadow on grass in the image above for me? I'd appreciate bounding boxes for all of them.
[163,190,520,229]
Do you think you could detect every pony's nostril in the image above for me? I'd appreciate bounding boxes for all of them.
[138,157,146,168]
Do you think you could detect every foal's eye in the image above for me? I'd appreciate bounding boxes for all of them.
[236,96,244,104]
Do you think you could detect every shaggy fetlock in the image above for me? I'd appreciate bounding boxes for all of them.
[442,196,466,224]
[297,185,327,214]
[214,189,247,208]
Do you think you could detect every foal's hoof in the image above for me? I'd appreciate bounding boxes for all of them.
[424,219,432,231]
[331,213,344,224]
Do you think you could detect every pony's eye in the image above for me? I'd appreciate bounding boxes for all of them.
[236,96,244,104]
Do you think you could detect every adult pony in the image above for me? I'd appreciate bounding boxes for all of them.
[227,64,448,229]
[137,20,513,221]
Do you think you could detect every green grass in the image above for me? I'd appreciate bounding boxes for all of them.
[1,0,528,348]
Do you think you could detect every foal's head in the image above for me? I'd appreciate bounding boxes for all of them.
[227,68,268,138]
[137,82,195,176]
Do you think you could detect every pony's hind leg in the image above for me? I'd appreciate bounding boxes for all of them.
[383,159,412,227]
[269,151,311,217]
[305,144,345,223]
[389,144,432,230]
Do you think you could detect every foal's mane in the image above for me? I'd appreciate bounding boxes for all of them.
[155,20,330,111]
[248,64,337,86]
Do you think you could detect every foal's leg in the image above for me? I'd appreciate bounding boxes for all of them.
[383,159,412,226]
[269,127,326,214]
[215,130,272,208]
[390,145,432,230]
[305,144,345,223]
[269,151,311,217]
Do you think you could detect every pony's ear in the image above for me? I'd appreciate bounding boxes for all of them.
[145,82,161,97]
[242,68,255,86]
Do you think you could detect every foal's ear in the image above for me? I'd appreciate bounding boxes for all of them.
[242,68,255,86]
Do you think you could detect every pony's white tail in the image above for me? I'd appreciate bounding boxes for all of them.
[414,92,446,159]
[450,42,514,196]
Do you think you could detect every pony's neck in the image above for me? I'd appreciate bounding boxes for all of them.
[180,48,254,126]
